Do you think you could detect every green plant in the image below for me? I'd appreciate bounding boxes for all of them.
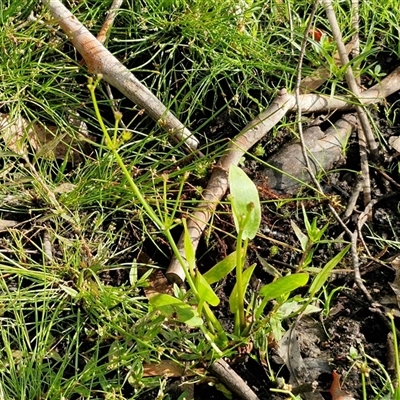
[89,76,312,349]
[228,164,262,334]
[291,205,330,270]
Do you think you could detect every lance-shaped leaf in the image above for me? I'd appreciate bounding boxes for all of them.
[229,165,261,240]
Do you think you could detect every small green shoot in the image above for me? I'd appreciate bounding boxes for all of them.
[228,164,261,333]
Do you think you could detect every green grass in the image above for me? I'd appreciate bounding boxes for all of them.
[1,0,400,398]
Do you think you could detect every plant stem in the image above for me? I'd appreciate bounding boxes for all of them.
[235,230,246,333]
[89,78,228,345]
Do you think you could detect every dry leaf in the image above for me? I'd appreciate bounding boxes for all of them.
[143,360,205,377]
[0,112,91,163]
[0,219,18,232]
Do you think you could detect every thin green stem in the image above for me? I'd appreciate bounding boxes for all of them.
[89,78,229,347]
[235,229,246,333]
[88,79,165,231]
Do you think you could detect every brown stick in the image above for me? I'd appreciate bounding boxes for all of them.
[96,0,124,45]
[40,0,199,151]
[209,359,260,400]
[323,0,376,209]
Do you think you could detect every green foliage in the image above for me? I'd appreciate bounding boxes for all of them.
[2,0,399,397]
[149,293,203,327]
[308,245,350,297]
[255,273,309,320]
[229,164,261,240]
[203,251,237,284]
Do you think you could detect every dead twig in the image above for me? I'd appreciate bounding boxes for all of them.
[342,176,363,220]
[209,358,260,400]
[295,0,325,196]
[351,0,361,87]
[323,0,376,208]
[96,0,123,45]
[95,0,130,131]
[40,0,199,152]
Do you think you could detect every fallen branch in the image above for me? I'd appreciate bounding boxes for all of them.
[40,0,199,151]
[209,358,260,400]
[167,67,400,283]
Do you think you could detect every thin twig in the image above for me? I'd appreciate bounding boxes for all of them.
[96,0,129,131]
[351,0,361,87]
[96,0,124,45]
[296,66,400,114]
[323,0,378,158]
[295,0,325,194]
[342,176,363,220]
[351,229,374,304]
[323,0,376,207]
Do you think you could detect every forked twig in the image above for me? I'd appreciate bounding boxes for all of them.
[40,0,199,151]
[167,67,400,283]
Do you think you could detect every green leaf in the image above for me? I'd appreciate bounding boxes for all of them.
[259,273,309,300]
[256,251,281,278]
[308,245,350,297]
[229,264,256,313]
[149,294,203,327]
[60,284,79,298]
[196,272,220,306]
[255,273,309,319]
[229,165,261,240]
[203,251,237,284]
[291,220,309,251]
